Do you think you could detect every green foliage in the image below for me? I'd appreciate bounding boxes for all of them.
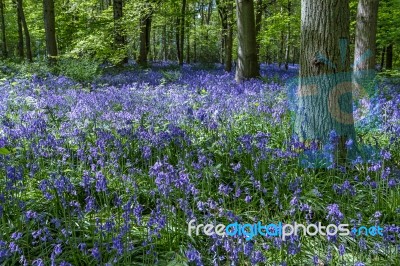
[0,60,51,78]
[161,69,182,83]
[0,147,10,155]
[57,56,102,83]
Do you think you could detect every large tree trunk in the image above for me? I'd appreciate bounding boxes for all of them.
[386,44,393,70]
[0,0,6,57]
[353,0,379,72]
[43,0,57,64]
[295,0,355,163]
[113,0,127,64]
[18,0,32,62]
[235,0,259,82]
[138,12,152,67]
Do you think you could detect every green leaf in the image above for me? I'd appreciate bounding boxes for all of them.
[0,147,11,155]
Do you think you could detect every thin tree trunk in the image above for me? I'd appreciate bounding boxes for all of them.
[284,0,291,70]
[217,0,228,66]
[255,0,263,60]
[18,0,32,62]
[200,2,204,25]
[16,0,24,59]
[235,0,259,82]
[225,0,233,72]
[193,11,197,62]
[179,0,186,65]
[176,17,181,63]
[386,44,393,70]
[206,0,213,25]
[152,26,156,61]
[162,24,167,61]
[43,0,58,64]
[279,30,284,68]
[0,0,7,57]
[186,10,190,63]
[296,0,355,163]
[218,0,227,64]
[380,46,385,70]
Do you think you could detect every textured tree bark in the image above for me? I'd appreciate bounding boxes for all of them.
[386,44,393,70]
[353,0,379,72]
[43,0,58,64]
[113,0,127,64]
[235,0,259,82]
[296,0,355,163]
[0,0,7,57]
[18,0,32,62]
[138,12,152,67]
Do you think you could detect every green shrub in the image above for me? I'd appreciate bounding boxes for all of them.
[58,56,102,83]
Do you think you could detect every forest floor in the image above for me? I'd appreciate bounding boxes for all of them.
[0,62,399,265]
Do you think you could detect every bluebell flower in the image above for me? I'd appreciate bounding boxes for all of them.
[326,204,344,225]
[95,171,107,192]
[186,245,203,266]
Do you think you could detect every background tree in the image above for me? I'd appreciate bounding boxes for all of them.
[0,0,397,70]
[284,0,291,70]
[43,0,57,64]
[137,2,153,66]
[217,0,234,71]
[376,0,400,70]
[15,0,24,58]
[0,0,6,57]
[113,0,127,64]
[176,0,187,65]
[235,0,259,82]
[353,0,379,72]
[17,0,32,62]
